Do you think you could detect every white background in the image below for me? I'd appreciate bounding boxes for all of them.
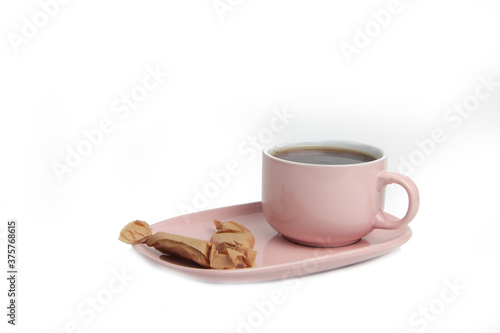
[1,0,500,332]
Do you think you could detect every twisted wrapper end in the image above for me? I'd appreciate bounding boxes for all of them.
[118,220,153,245]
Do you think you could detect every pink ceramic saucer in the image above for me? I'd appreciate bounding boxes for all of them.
[133,202,412,283]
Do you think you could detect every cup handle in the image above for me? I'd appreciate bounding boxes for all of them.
[373,172,420,229]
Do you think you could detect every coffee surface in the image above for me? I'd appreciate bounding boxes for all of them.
[272,147,376,165]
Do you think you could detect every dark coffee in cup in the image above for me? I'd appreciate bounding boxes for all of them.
[272,146,377,165]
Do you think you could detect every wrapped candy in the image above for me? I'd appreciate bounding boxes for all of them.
[119,219,257,269]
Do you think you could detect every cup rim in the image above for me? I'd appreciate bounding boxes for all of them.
[263,140,386,167]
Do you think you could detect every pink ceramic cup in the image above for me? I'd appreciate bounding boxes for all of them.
[262,140,420,247]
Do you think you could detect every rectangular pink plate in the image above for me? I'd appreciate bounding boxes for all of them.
[133,202,412,283]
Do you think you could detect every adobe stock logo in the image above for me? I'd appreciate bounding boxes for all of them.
[52,64,168,182]
[236,290,287,333]
[7,0,71,54]
[234,248,329,333]
[398,74,498,176]
[177,107,295,216]
[339,0,418,64]
[400,278,466,333]
[57,267,134,333]
[213,0,244,21]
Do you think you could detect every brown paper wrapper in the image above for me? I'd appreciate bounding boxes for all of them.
[118,219,257,269]
[146,232,213,268]
[118,220,153,245]
[210,220,257,269]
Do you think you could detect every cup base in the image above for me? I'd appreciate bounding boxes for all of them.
[281,235,362,248]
